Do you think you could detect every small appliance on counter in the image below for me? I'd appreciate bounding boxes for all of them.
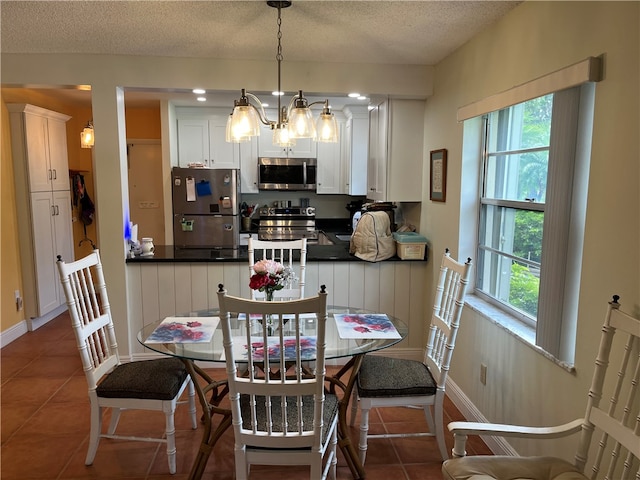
[362,201,397,231]
[171,167,239,249]
[346,199,365,233]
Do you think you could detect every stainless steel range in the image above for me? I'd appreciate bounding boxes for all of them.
[258,206,318,241]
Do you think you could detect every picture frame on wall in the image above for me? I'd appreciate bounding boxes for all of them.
[429,149,447,202]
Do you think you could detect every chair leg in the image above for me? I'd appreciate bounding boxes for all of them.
[85,401,103,465]
[349,389,358,426]
[235,447,249,480]
[107,407,122,435]
[434,400,448,461]
[187,378,198,429]
[358,406,370,465]
[164,405,178,474]
[330,423,338,480]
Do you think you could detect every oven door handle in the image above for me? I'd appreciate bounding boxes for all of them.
[303,161,307,186]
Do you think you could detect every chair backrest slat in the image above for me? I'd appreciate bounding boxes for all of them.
[574,297,640,479]
[57,250,121,389]
[424,250,472,387]
[248,237,307,300]
[218,284,328,450]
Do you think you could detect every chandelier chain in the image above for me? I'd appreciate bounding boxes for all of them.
[276,4,283,125]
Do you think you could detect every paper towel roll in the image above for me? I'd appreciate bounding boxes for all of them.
[131,224,138,244]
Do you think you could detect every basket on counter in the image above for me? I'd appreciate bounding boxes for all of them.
[392,232,428,260]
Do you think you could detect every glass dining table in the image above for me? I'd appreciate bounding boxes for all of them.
[138,305,408,480]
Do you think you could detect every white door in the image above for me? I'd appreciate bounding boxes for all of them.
[127,142,165,244]
[30,191,59,316]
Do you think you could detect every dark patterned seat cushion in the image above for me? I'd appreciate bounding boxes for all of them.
[96,358,188,400]
[357,355,437,398]
[240,393,339,445]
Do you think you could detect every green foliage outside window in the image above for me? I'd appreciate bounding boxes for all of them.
[510,262,539,316]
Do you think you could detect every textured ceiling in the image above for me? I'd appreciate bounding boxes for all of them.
[1,1,522,106]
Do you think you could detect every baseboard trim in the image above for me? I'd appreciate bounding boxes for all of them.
[0,320,29,348]
[28,304,67,331]
[446,377,518,456]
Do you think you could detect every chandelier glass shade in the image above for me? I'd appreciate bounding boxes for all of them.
[227,1,337,146]
[80,121,94,148]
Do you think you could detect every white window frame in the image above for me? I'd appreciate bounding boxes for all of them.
[458,58,600,364]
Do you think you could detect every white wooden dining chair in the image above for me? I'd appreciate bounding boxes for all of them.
[217,284,338,480]
[248,236,307,300]
[56,249,197,474]
[350,249,472,464]
[442,295,640,480]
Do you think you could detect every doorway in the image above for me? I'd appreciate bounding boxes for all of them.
[127,141,164,245]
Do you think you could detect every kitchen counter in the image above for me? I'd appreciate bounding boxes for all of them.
[126,231,427,263]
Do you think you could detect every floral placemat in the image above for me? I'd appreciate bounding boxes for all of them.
[333,313,401,339]
[145,316,219,343]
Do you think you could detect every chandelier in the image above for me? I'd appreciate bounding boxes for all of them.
[226,1,338,146]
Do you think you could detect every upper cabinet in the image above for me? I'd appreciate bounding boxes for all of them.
[367,98,425,202]
[257,110,318,158]
[176,111,240,169]
[342,106,369,196]
[316,113,345,195]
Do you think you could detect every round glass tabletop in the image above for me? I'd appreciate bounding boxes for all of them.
[138,305,408,363]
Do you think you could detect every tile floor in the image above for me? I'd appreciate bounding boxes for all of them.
[1,311,491,479]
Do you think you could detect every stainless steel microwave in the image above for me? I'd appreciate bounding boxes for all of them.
[258,157,317,191]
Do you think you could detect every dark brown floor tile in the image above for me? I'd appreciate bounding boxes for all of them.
[16,354,82,378]
[0,433,83,480]
[0,354,32,381]
[404,462,446,480]
[0,403,40,444]
[0,376,68,406]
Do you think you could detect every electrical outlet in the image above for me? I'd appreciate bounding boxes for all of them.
[480,363,487,385]
[14,290,23,311]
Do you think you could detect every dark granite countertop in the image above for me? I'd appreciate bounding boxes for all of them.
[126,223,427,264]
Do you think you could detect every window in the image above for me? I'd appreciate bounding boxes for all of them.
[472,86,593,363]
[477,95,551,325]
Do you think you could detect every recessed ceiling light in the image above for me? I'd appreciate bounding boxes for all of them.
[358,96,367,101]
[348,92,360,98]
[196,97,206,102]
[193,88,206,94]
[262,103,270,108]
[272,91,284,96]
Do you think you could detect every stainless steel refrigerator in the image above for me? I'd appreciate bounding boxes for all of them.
[172,167,239,249]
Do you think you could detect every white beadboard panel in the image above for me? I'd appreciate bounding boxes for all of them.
[140,265,161,327]
[125,261,428,359]
[393,262,412,339]
[305,262,320,299]
[189,264,209,311]
[379,263,396,315]
[333,263,350,307]
[157,264,177,319]
[363,262,381,311]
[126,265,144,356]
[348,262,366,309]
[314,263,332,304]
[408,262,427,349]
[174,264,194,313]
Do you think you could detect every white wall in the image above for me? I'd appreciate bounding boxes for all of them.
[422,0,639,460]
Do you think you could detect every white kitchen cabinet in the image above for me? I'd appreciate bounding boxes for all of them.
[342,106,369,196]
[30,190,74,315]
[239,137,259,194]
[257,111,318,158]
[177,116,240,169]
[316,118,345,195]
[367,99,425,202]
[8,104,73,326]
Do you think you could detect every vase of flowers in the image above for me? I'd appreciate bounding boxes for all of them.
[249,259,297,334]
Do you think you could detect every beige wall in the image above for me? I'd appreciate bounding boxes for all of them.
[1,1,639,464]
[422,0,639,459]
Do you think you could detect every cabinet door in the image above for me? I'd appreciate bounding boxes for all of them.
[258,117,318,158]
[24,113,52,192]
[47,118,71,191]
[344,110,368,196]
[177,118,210,167]
[52,190,74,305]
[316,121,344,194]
[367,101,388,200]
[30,191,60,315]
[208,117,240,169]
[239,138,259,193]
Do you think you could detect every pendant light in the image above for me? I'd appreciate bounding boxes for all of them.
[227,1,338,145]
[80,121,94,148]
